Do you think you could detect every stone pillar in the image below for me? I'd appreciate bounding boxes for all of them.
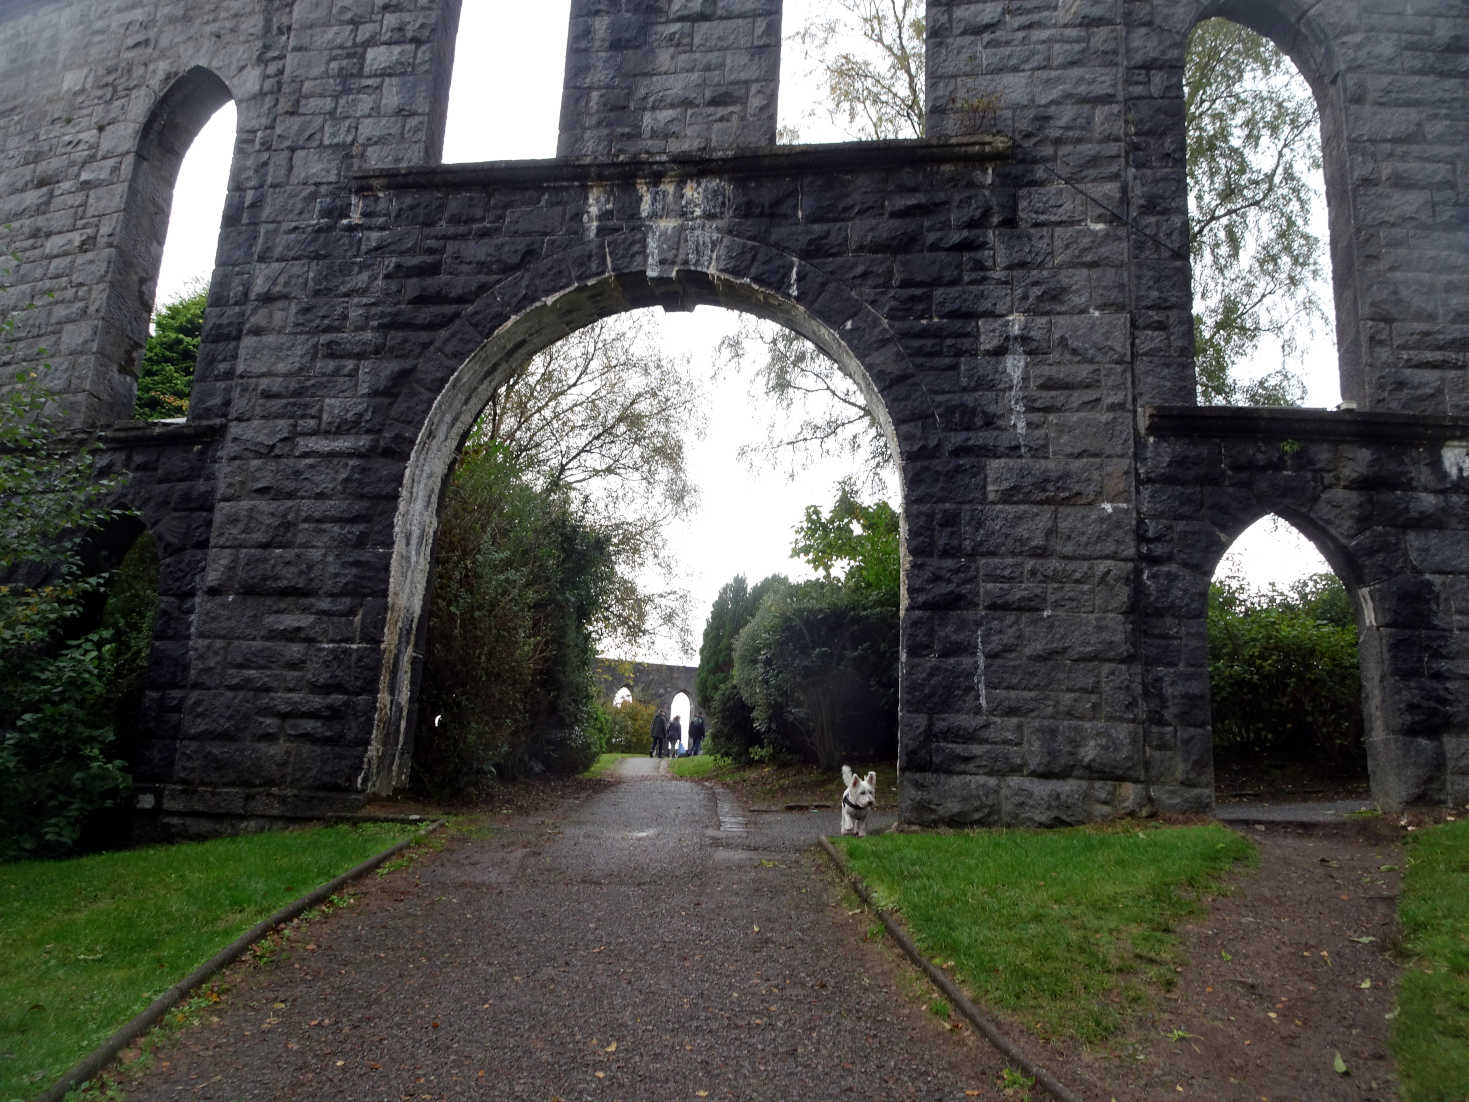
[557,0,781,157]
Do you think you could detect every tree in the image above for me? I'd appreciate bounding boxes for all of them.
[0,364,131,857]
[469,312,705,654]
[135,283,207,420]
[790,480,900,598]
[414,442,615,792]
[732,580,898,769]
[1207,573,1361,769]
[786,4,1325,409]
[793,0,926,140]
[1186,19,1323,406]
[695,573,789,759]
[707,484,901,767]
[716,323,893,491]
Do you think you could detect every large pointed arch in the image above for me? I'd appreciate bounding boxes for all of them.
[360,231,926,792]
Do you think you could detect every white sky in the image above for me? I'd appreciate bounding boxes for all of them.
[154,0,1336,664]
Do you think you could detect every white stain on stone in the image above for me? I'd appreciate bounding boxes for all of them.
[975,626,988,712]
[787,258,799,298]
[638,177,732,279]
[1004,313,1029,453]
[583,184,612,242]
[1442,442,1469,480]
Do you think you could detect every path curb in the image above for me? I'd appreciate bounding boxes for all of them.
[35,820,442,1102]
[817,835,1088,1102]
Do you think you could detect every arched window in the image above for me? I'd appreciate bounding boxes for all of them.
[777,0,926,144]
[135,102,236,421]
[613,686,633,708]
[1209,516,1365,804]
[1185,18,1341,410]
[101,68,235,423]
[442,2,571,161]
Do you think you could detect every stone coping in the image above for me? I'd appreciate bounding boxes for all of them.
[1145,405,1469,446]
[354,135,1014,192]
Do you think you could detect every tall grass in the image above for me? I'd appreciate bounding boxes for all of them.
[1392,818,1469,1102]
[0,822,413,1099]
[838,823,1256,1042]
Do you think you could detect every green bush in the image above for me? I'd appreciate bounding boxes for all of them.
[732,579,898,769]
[1208,573,1362,767]
[0,368,131,858]
[413,443,616,794]
[588,696,657,754]
[134,285,205,420]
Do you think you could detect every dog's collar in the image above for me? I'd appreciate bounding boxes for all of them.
[842,793,871,818]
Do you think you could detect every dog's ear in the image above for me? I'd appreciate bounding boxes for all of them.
[842,764,854,786]
[865,771,877,788]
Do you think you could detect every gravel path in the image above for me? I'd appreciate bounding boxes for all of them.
[124,759,1001,1101]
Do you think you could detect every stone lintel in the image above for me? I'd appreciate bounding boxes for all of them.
[1144,405,1469,447]
[354,135,1014,193]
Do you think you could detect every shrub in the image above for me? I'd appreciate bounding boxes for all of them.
[587,696,657,755]
[413,443,617,795]
[732,580,898,769]
[1208,573,1362,768]
[0,369,131,858]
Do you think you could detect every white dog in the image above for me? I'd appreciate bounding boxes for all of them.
[840,765,877,836]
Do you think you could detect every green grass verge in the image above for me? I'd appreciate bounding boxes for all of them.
[584,752,641,778]
[0,821,415,1100]
[837,822,1256,1043]
[1392,818,1469,1102]
[668,754,722,780]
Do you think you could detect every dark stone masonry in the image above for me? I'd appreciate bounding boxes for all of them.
[0,0,1465,832]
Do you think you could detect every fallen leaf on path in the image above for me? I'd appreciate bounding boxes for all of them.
[1333,1051,1349,1075]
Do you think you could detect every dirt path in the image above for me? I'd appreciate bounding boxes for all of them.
[120,760,1003,1100]
[1048,820,1405,1101]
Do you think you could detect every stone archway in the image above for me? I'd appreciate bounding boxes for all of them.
[361,232,917,793]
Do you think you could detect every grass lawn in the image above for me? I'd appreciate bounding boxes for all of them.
[1392,817,1469,1102]
[835,822,1257,1043]
[0,821,416,1100]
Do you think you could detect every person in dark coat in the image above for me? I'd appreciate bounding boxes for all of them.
[689,713,706,756]
[666,715,683,757]
[650,710,668,758]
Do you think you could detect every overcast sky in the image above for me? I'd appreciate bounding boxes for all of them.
[154,0,1335,664]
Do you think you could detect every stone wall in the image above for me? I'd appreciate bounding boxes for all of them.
[594,658,701,717]
[0,0,1463,829]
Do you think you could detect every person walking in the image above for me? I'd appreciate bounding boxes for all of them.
[666,714,682,757]
[650,709,667,758]
[689,713,706,756]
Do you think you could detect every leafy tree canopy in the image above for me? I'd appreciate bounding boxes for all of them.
[790,480,899,599]
[469,312,705,655]
[135,282,207,421]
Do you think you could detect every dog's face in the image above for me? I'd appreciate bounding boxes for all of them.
[841,765,877,812]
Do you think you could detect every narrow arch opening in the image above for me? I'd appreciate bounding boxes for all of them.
[669,692,692,755]
[778,0,927,143]
[1185,18,1342,410]
[613,686,633,708]
[1209,515,1367,805]
[442,1,572,162]
[107,70,236,423]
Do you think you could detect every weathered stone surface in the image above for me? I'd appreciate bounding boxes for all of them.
[0,0,1464,830]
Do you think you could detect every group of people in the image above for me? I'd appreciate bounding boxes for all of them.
[649,709,705,759]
